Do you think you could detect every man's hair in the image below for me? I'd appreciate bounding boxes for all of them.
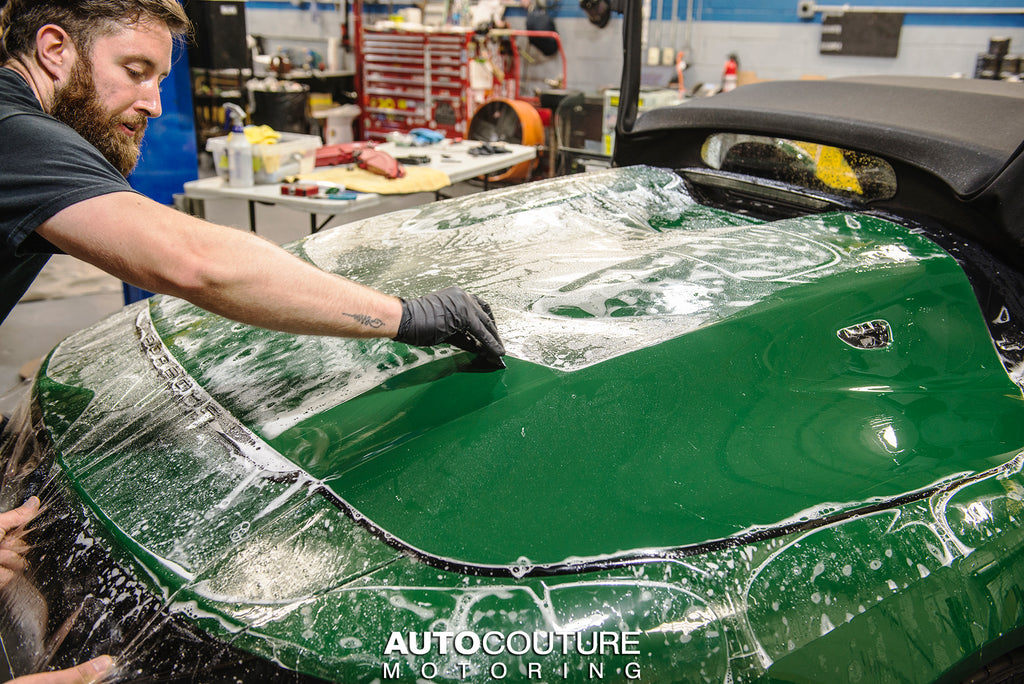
[0,0,192,62]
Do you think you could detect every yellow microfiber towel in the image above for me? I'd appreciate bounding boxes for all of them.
[300,166,451,194]
[242,125,282,145]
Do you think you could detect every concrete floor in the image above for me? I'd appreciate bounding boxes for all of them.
[0,282,124,413]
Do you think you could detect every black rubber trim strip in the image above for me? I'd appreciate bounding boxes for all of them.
[311,460,1012,579]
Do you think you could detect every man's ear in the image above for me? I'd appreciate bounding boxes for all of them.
[34,24,78,82]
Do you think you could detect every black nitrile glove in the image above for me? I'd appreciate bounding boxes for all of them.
[394,287,506,366]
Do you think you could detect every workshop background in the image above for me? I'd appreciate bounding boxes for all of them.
[246,0,1024,94]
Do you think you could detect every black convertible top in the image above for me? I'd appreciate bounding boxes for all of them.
[622,75,1024,200]
[611,0,1024,267]
[610,0,1024,264]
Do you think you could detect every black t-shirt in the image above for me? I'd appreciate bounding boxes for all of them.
[0,67,136,322]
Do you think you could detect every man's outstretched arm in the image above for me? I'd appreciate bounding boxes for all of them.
[37,192,504,358]
[38,191,404,337]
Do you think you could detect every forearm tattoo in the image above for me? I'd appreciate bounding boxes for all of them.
[342,312,385,329]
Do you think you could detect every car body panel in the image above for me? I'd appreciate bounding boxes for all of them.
[13,165,1024,681]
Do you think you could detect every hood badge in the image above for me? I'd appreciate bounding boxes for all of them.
[838,319,892,350]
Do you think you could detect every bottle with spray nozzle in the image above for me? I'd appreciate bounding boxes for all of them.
[224,103,254,187]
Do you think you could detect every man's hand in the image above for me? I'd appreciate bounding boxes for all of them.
[394,287,506,364]
[8,656,114,684]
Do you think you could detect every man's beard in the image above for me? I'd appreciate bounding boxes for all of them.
[50,57,147,177]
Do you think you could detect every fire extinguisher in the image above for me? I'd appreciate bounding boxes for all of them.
[722,53,739,92]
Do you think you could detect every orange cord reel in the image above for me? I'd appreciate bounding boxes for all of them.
[467,99,543,182]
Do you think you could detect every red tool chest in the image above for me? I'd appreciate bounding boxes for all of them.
[358,28,473,140]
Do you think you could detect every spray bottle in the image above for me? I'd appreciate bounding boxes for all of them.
[224,103,254,187]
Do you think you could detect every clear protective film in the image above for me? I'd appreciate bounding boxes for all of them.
[3,167,1024,683]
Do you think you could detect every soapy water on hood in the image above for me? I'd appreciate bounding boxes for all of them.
[300,166,925,373]
[185,165,927,438]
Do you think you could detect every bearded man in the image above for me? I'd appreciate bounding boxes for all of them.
[0,0,504,354]
[0,2,504,681]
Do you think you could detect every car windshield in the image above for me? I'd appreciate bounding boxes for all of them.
[701,133,898,201]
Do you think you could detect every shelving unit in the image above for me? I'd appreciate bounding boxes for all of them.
[191,68,249,146]
[358,28,474,140]
[184,0,250,148]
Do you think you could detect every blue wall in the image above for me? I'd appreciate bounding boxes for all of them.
[694,0,1024,26]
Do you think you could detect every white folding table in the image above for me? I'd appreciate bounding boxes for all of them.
[182,140,537,234]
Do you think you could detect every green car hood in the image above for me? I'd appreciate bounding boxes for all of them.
[32,166,1024,681]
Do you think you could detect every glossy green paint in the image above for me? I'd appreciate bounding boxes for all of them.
[268,254,1024,566]
[29,166,1024,681]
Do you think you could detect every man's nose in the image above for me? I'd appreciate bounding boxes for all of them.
[137,82,162,118]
